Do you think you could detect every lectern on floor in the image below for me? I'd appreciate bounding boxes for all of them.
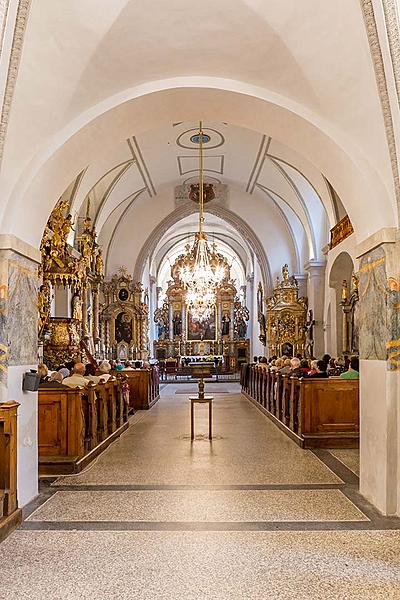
[189,363,214,440]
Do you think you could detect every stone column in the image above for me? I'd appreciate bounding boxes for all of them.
[0,236,41,508]
[304,261,326,357]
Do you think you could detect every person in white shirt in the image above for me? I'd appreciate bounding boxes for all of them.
[62,363,90,388]
[98,360,112,382]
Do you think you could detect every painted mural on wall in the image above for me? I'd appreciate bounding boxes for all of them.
[358,247,388,361]
[358,244,400,370]
[8,254,38,366]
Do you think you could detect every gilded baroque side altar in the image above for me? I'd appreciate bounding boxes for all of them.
[100,267,149,361]
[266,265,308,357]
[38,199,104,368]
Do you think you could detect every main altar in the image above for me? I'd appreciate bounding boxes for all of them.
[154,236,250,370]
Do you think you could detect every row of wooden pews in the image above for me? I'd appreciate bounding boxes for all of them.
[241,364,359,448]
[38,377,129,475]
[0,401,21,542]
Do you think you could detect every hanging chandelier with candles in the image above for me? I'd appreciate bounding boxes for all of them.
[179,122,228,322]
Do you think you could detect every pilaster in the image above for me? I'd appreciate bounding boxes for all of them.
[304,260,326,357]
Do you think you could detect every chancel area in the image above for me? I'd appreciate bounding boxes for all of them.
[1,1,400,598]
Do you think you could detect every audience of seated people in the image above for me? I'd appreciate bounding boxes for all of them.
[254,352,359,379]
[37,356,155,390]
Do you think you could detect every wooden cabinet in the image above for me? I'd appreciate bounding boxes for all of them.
[0,401,22,542]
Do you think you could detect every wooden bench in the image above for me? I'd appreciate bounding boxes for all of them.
[0,401,22,542]
[38,378,129,475]
[242,364,359,448]
[112,368,159,410]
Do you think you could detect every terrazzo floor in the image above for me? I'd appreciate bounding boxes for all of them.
[2,383,400,599]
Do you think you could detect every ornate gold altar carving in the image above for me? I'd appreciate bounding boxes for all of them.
[43,318,82,369]
[153,237,250,367]
[100,267,149,360]
[39,198,104,367]
[266,265,307,357]
[330,215,354,249]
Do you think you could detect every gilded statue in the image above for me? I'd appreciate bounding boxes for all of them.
[341,279,348,302]
[95,248,104,277]
[282,264,289,282]
[72,292,82,321]
[38,280,52,336]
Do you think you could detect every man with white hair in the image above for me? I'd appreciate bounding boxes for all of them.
[62,363,90,388]
[98,360,112,382]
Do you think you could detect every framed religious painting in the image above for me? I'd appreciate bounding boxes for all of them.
[187,307,217,341]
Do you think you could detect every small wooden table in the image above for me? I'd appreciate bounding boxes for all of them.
[189,395,213,440]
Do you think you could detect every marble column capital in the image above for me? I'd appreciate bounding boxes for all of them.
[304,260,326,278]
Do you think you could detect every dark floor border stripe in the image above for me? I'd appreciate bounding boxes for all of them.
[312,449,359,485]
[46,483,346,492]
[20,520,399,532]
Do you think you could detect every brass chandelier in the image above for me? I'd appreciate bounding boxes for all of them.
[180,122,226,322]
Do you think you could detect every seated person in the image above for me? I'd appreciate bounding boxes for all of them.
[309,359,329,378]
[39,371,65,388]
[58,367,70,380]
[124,361,134,370]
[62,363,90,388]
[258,357,268,368]
[37,363,49,382]
[299,359,310,374]
[340,356,359,379]
[308,360,318,376]
[288,357,304,378]
[278,358,292,375]
[329,357,345,377]
[84,363,101,384]
[98,360,112,382]
[270,358,284,372]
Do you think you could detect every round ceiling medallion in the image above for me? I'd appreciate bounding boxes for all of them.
[190,133,211,144]
[177,127,225,150]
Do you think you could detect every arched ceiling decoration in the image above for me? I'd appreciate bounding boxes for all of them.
[55,121,334,289]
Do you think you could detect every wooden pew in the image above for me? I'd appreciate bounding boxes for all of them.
[242,366,359,449]
[0,401,21,542]
[113,368,159,410]
[297,377,359,448]
[38,380,129,475]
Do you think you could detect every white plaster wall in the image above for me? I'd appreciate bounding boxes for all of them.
[8,365,38,507]
[360,360,399,516]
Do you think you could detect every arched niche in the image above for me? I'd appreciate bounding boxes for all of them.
[328,251,354,356]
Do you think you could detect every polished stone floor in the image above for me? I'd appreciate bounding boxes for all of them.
[1,384,400,599]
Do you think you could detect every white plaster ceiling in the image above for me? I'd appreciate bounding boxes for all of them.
[0,0,397,253]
